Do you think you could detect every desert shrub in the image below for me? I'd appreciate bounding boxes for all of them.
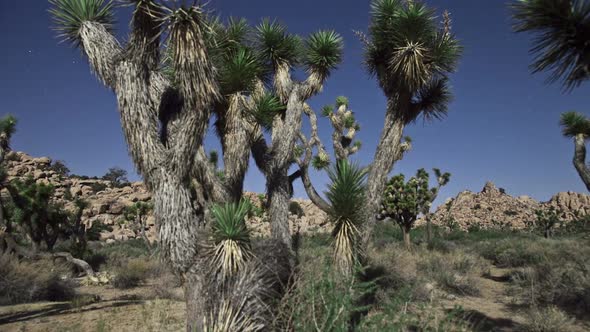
[524,306,573,332]
[288,201,304,218]
[509,246,590,315]
[112,258,159,289]
[417,250,486,296]
[94,239,152,268]
[0,255,75,305]
[89,182,108,193]
[358,297,471,331]
[277,258,375,331]
[475,238,547,268]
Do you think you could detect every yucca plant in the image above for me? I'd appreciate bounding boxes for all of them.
[358,0,462,244]
[325,160,367,274]
[209,200,253,279]
[511,0,590,91]
[560,112,590,191]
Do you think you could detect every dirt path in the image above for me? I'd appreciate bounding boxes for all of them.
[442,266,590,332]
[441,267,527,331]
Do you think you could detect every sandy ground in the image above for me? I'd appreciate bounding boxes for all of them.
[0,282,185,332]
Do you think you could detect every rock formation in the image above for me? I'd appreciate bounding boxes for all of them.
[4,152,588,239]
[3,152,330,243]
[424,181,590,230]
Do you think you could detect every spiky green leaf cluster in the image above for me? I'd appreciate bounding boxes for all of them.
[218,47,266,95]
[256,19,301,66]
[364,0,461,120]
[326,160,367,225]
[335,96,349,108]
[560,111,590,138]
[411,77,452,122]
[49,0,115,46]
[343,114,356,129]
[321,105,334,117]
[511,0,590,90]
[304,30,343,76]
[248,93,286,130]
[211,200,251,244]
[312,152,331,170]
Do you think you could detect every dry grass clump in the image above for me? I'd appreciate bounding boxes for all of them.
[0,255,75,305]
[368,243,486,299]
[524,306,574,332]
[112,257,160,289]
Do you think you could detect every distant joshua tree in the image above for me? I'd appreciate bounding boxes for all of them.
[560,112,590,191]
[381,169,439,250]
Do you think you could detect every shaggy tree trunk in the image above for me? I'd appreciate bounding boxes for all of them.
[219,94,252,202]
[362,96,408,245]
[426,214,433,244]
[573,134,590,192]
[400,225,411,250]
[185,268,208,332]
[267,172,292,249]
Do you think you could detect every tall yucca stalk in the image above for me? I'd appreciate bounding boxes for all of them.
[359,0,462,246]
[560,112,590,191]
[325,161,367,274]
[209,200,253,279]
[511,0,590,91]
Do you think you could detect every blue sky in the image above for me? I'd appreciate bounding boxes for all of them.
[0,0,588,208]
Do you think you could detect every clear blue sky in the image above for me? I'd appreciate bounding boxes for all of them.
[0,0,588,207]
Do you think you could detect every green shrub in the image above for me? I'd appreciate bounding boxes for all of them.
[0,255,75,305]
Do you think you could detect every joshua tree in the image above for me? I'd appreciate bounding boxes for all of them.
[325,160,367,274]
[249,21,344,251]
[357,0,462,243]
[560,112,590,191]
[511,0,590,91]
[381,169,435,250]
[423,168,451,242]
[123,201,154,250]
[49,0,340,328]
[534,207,560,238]
[0,115,17,238]
[4,178,69,252]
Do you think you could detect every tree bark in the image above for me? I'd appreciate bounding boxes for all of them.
[185,267,208,332]
[267,172,292,251]
[401,225,411,250]
[573,134,590,192]
[362,96,408,245]
[426,214,433,244]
